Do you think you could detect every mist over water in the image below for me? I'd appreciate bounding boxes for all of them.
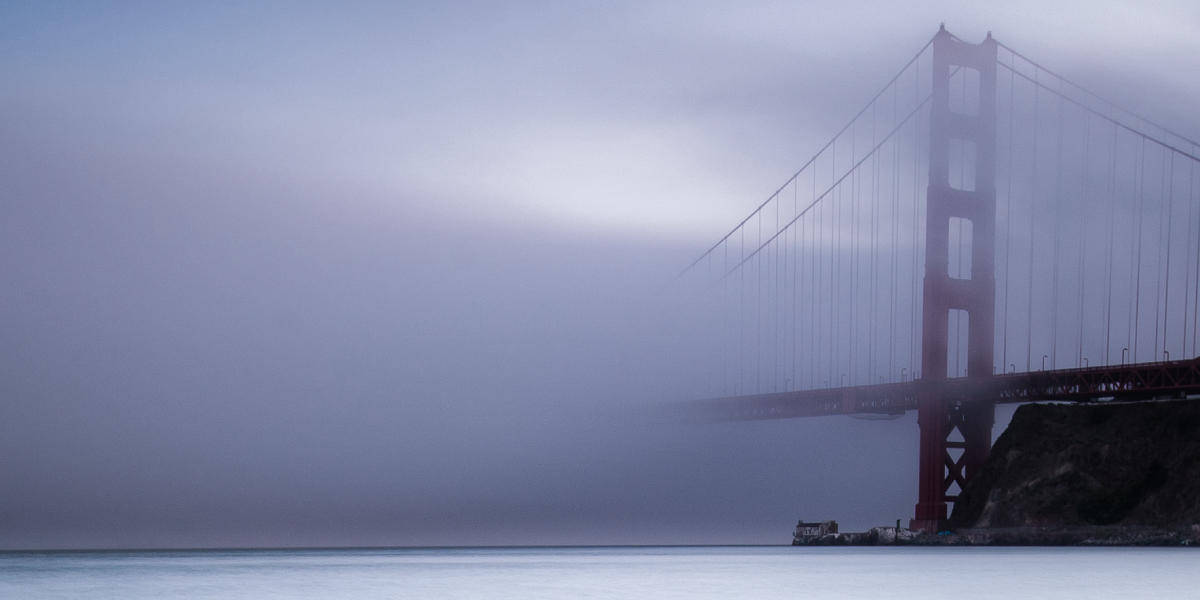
[0,143,924,547]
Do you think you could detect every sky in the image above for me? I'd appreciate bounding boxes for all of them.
[2,1,1199,549]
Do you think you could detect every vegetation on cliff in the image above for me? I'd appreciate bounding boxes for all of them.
[949,401,1200,531]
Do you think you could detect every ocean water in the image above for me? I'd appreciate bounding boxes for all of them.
[1,545,1195,599]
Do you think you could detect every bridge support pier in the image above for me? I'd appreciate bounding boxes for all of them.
[912,26,998,533]
[911,396,995,532]
[912,395,948,531]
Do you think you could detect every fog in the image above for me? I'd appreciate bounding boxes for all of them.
[2,2,1198,549]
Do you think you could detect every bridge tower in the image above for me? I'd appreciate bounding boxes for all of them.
[911,26,998,532]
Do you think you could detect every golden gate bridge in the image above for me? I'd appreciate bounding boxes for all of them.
[679,25,1200,532]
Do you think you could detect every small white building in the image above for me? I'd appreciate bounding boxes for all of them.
[793,519,838,543]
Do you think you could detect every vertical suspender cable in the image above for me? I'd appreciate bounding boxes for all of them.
[1133,138,1146,361]
[1161,151,1174,358]
[890,82,900,379]
[1105,126,1118,365]
[874,100,882,381]
[1077,112,1090,366]
[774,188,780,388]
[851,121,858,383]
[1180,154,1190,357]
[757,211,763,391]
[723,240,729,394]
[850,119,858,383]
[740,226,745,392]
[830,141,837,385]
[792,179,799,389]
[812,167,818,386]
[830,145,838,385]
[1153,150,1164,358]
[1191,159,1199,357]
[1026,71,1039,371]
[818,184,825,385]
[1050,92,1064,368]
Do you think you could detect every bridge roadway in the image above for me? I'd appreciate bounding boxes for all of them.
[698,357,1200,421]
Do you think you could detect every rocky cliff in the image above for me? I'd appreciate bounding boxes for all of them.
[949,400,1200,531]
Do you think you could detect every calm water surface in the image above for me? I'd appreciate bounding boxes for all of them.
[1,546,1195,599]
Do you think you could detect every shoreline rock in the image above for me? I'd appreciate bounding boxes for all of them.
[793,524,1200,546]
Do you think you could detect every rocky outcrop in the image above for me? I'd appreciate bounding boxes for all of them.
[793,526,921,545]
[796,525,1200,546]
[949,400,1200,532]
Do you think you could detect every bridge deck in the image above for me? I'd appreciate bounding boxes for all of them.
[697,358,1200,421]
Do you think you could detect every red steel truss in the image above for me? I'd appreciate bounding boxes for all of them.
[696,358,1200,421]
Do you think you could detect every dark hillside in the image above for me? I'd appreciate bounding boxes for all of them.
[950,401,1200,530]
